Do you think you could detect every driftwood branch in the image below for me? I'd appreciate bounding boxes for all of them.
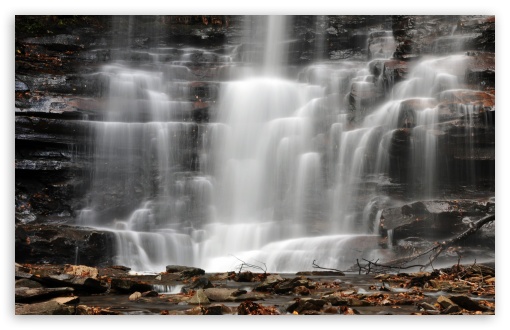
[312,260,344,272]
[229,255,267,274]
[356,214,494,274]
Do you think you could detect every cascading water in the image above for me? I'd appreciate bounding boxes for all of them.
[78,16,490,273]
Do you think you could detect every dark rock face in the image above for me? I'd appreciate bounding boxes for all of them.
[15,224,115,266]
[392,16,494,60]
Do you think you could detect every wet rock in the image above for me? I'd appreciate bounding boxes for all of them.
[255,276,315,294]
[232,292,266,302]
[368,31,396,60]
[159,272,182,282]
[382,60,409,90]
[323,305,340,314]
[202,305,223,315]
[33,274,107,294]
[53,296,80,305]
[322,293,349,306]
[184,306,204,315]
[15,286,74,303]
[15,278,43,288]
[347,297,371,307]
[15,299,75,315]
[203,288,245,302]
[110,278,152,294]
[349,81,384,115]
[15,263,31,273]
[187,289,210,305]
[16,79,30,91]
[397,98,437,128]
[128,291,142,301]
[15,224,115,267]
[450,295,487,311]
[418,302,437,311]
[465,52,495,89]
[286,298,327,314]
[22,34,85,51]
[237,301,280,315]
[441,304,462,314]
[275,277,316,294]
[208,272,231,281]
[293,286,311,296]
[165,265,205,278]
[181,276,213,293]
[234,271,256,282]
[63,265,98,279]
[75,305,121,315]
[254,274,284,291]
[437,295,458,310]
[142,290,159,297]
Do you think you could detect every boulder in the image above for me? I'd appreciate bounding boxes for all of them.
[75,305,121,315]
[15,279,43,288]
[255,276,315,294]
[232,292,266,302]
[181,276,213,293]
[286,298,327,314]
[53,296,80,305]
[237,301,280,315]
[203,288,245,302]
[110,278,152,294]
[142,290,159,297]
[418,302,438,311]
[437,295,458,310]
[187,289,210,305]
[441,304,462,314]
[15,299,75,315]
[254,274,284,291]
[15,287,74,303]
[33,274,108,294]
[233,271,256,282]
[128,292,142,301]
[63,265,98,279]
[202,305,223,315]
[450,295,488,311]
[165,265,205,278]
[293,286,311,296]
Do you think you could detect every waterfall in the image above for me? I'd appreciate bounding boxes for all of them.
[78,16,487,273]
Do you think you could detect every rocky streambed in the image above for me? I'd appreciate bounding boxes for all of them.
[15,263,495,315]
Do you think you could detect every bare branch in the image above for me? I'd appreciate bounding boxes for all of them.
[355,214,494,274]
[312,260,344,272]
[229,254,267,274]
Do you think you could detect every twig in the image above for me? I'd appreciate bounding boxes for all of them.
[312,260,344,272]
[229,255,267,274]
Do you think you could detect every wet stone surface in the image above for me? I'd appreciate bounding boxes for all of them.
[15,263,495,315]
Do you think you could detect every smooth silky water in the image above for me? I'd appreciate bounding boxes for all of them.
[77,16,482,273]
